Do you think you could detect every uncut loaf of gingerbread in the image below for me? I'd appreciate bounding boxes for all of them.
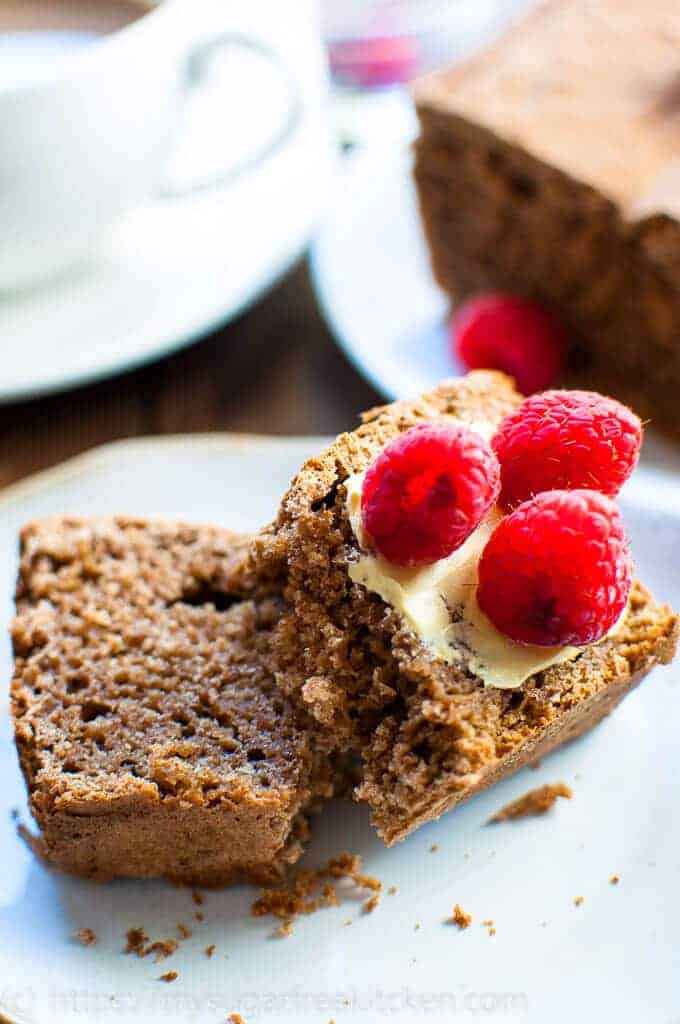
[413,0,680,439]
[259,371,678,843]
[11,517,335,885]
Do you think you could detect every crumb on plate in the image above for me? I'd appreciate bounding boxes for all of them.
[251,852,382,935]
[146,940,178,963]
[124,929,178,961]
[124,928,148,956]
[449,904,472,930]
[489,783,572,823]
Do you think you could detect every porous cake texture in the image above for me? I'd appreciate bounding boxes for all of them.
[412,0,680,438]
[261,372,678,842]
[11,518,333,886]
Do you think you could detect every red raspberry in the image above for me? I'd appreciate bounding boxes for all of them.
[477,490,632,647]
[492,390,642,511]
[361,423,500,567]
[451,293,564,394]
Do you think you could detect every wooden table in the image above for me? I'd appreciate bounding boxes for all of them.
[0,259,382,490]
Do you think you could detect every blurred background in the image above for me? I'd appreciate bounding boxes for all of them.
[0,0,533,489]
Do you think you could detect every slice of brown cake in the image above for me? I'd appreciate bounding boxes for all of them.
[412,0,680,439]
[259,371,678,843]
[12,517,334,886]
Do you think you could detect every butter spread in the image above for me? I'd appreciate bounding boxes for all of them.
[345,471,588,690]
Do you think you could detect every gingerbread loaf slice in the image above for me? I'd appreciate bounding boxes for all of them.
[12,517,333,886]
[259,371,678,843]
[413,0,680,439]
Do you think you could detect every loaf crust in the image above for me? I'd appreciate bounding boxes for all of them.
[263,372,679,842]
[412,0,680,438]
[12,517,333,885]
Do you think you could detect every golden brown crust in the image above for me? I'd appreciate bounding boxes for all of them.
[12,517,334,885]
[413,0,680,211]
[278,371,519,524]
[260,372,679,842]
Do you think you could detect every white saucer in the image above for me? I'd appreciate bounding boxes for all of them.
[311,143,451,402]
[1,435,679,1024]
[0,7,332,405]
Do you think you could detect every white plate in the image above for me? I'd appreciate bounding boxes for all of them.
[0,435,678,1024]
[0,3,332,405]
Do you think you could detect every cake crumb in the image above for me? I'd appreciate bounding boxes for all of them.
[147,940,178,963]
[414,922,421,931]
[177,923,192,940]
[194,911,204,922]
[228,1014,245,1024]
[482,919,494,926]
[449,904,472,930]
[124,930,178,961]
[75,928,97,947]
[205,944,216,958]
[489,782,572,823]
[363,894,380,914]
[610,874,620,885]
[343,919,352,926]
[192,890,204,906]
[252,852,381,933]
[574,896,584,907]
[159,972,177,984]
[124,928,148,956]
[430,843,439,853]
[488,926,497,937]
[388,885,397,895]
[322,882,339,906]
[273,919,294,938]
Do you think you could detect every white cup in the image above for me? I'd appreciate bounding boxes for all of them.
[0,0,303,291]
